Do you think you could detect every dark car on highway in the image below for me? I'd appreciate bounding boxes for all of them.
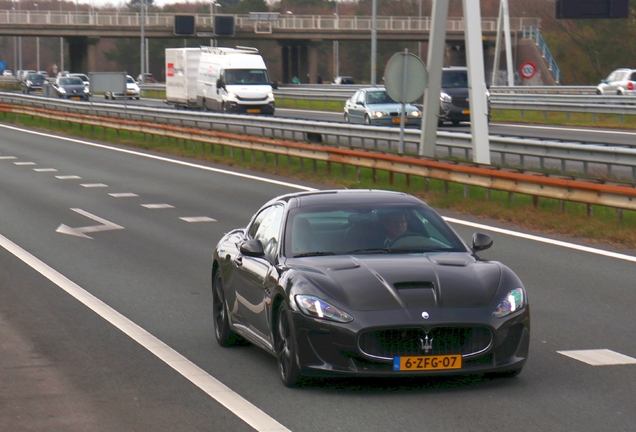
[22,73,47,94]
[439,66,491,126]
[211,189,530,387]
[52,76,91,101]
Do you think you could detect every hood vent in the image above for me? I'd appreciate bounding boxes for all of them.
[394,281,434,290]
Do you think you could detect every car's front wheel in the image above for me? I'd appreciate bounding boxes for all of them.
[344,112,350,123]
[276,302,302,387]
[364,114,371,125]
[212,271,242,347]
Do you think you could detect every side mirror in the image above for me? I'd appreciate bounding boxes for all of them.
[471,232,493,252]
[271,80,278,90]
[240,238,265,257]
[216,78,226,91]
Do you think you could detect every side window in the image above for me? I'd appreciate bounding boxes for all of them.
[247,207,271,239]
[253,204,284,255]
[356,91,365,105]
[630,72,636,81]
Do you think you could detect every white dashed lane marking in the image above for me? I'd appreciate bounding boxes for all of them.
[34,168,58,172]
[56,175,81,180]
[141,204,175,209]
[109,193,139,198]
[14,162,36,166]
[179,216,216,223]
[0,156,17,159]
[81,183,109,188]
[558,349,636,366]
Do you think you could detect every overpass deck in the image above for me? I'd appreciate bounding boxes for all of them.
[0,12,540,40]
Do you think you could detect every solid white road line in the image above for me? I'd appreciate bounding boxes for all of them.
[0,233,291,432]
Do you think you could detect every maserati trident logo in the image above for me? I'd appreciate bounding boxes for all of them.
[420,334,433,354]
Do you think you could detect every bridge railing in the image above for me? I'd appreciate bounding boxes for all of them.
[0,11,541,32]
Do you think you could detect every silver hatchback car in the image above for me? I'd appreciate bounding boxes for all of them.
[596,68,636,95]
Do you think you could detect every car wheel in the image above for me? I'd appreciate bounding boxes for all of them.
[221,102,228,113]
[364,114,371,125]
[344,112,349,123]
[212,271,242,347]
[276,302,303,387]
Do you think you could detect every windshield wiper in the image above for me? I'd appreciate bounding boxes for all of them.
[293,251,336,258]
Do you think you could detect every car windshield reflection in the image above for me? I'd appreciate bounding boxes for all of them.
[285,205,466,258]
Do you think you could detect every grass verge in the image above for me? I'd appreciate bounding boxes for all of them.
[2,110,635,250]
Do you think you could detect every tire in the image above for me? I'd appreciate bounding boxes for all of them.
[105,93,110,100]
[344,112,350,123]
[212,270,242,347]
[276,302,303,387]
[364,114,371,125]
[221,102,228,113]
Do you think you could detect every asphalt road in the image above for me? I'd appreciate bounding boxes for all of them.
[1,123,636,431]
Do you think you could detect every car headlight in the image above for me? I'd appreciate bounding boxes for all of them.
[440,92,452,103]
[226,92,237,101]
[295,295,353,323]
[493,288,526,318]
[83,87,90,93]
[267,92,274,99]
[408,110,421,117]
[58,87,66,94]
[371,111,387,118]
[26,80,33,85]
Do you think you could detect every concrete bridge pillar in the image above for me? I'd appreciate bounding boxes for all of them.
[67,37,100,73]
[279,40,321,84]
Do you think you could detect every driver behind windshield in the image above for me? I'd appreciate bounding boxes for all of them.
[379,210,410,246]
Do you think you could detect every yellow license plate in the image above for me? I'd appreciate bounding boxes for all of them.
[462,109,470,115]
[392,118,407,123]
[35,88,42,92]
[394,355,462,371]
[71,96,81,100]
[247,109,261,114]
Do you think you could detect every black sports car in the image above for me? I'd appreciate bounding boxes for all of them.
[212,189,530,386]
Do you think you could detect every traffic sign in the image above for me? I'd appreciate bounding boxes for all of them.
[384,52,427,103]
[520,62,537,79]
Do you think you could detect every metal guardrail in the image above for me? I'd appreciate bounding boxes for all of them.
[1,91,635,185]
[2,99,635,213]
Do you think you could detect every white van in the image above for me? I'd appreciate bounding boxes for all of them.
[196,46,275,115]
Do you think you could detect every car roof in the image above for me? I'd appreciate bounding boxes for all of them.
[264,189,423,208]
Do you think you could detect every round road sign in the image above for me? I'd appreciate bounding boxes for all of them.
[384,52,427,103]
[520,61,536,79]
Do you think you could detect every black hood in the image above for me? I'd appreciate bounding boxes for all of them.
[289,253,501,311]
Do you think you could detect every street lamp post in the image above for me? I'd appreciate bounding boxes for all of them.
[333,1,339,80]
[35,3,39,71]
[210,2,221,47]
[371,0,377,86]
[418,0,422,59]
[140,0,145,83]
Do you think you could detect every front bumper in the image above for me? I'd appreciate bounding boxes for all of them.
[226,100,276,115]
[291,305,530,378]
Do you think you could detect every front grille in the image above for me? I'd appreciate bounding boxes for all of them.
[358,326,492,360]
[237,96,267,102]
[453,97,469,109]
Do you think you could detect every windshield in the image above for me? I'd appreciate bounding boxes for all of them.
[365,91,395,105]
[442,70,468,88]
[224,69,270,85]
[284,204,466,258]
[28,74,45,81]
[61,77,83,85]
